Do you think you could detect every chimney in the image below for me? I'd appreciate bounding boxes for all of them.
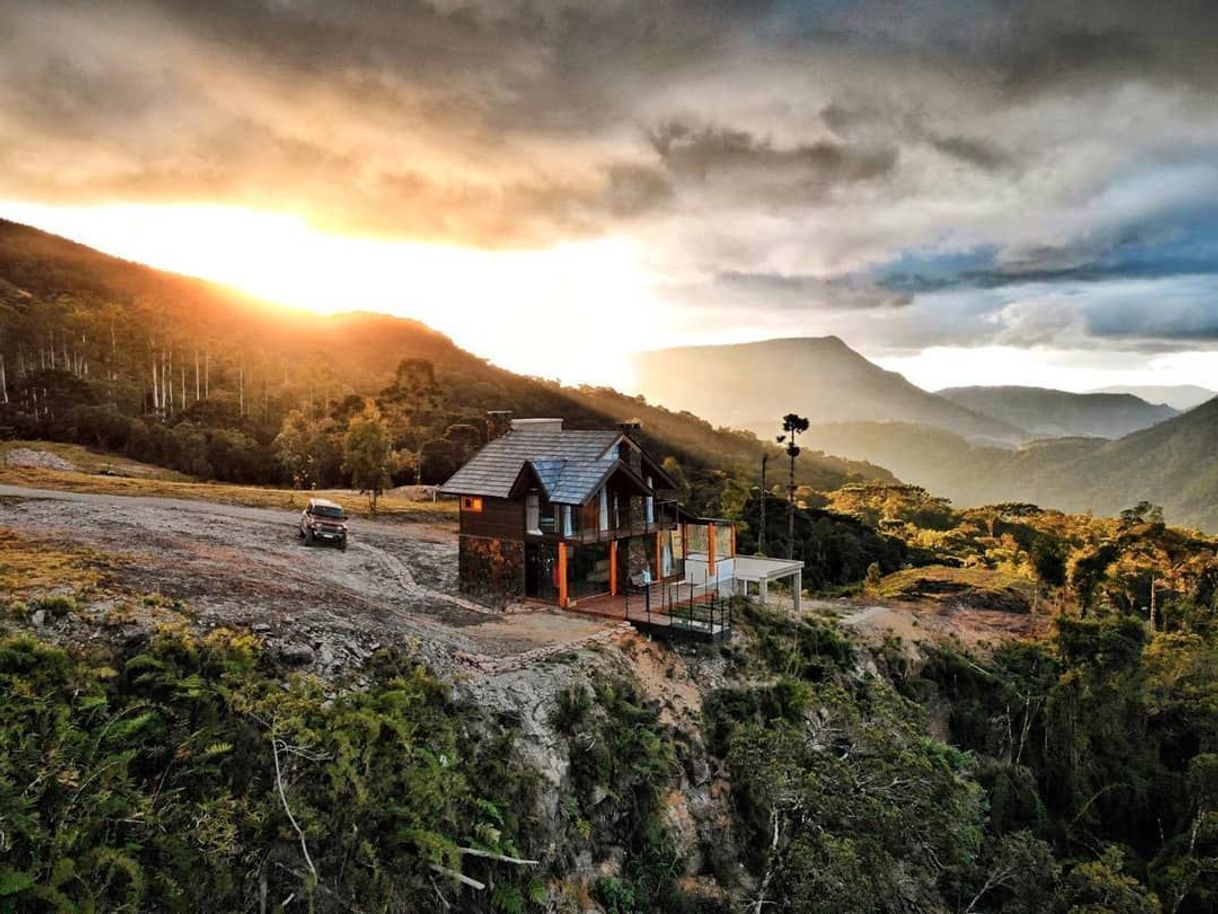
[486,410,513,440]
[617,420,642,436]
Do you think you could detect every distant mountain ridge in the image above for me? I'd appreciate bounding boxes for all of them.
[938,385,1177,439]
[1092,384,1216,411]
[812,397,1218,531]
[634,336,1025,444]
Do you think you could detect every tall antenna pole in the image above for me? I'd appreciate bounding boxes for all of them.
[759,453,768,554]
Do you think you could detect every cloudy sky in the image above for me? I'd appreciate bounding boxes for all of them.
[2,0,1217,391]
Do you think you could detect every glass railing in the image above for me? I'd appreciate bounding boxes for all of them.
[622,578,733,638]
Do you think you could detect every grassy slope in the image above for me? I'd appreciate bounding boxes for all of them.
[870,565,1037,611]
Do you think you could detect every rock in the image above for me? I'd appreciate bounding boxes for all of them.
[252,623,272,633]
[5,447,78,472]
[279,644,316,667]
[30,609,46,628]
[317,642,336,667]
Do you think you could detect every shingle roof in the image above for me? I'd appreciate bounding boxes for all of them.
[547,459,618,504]
[440,428,624,503]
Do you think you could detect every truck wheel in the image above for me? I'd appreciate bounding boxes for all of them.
[339,539,348,552]
[304,529,314,546]
[297,526,304,539]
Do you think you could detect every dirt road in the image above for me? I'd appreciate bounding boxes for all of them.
[1,485,623,677]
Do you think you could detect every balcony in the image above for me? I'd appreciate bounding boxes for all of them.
[562,519,675,544]
[527,500,680,545]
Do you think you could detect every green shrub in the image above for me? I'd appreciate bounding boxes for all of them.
[0,630,539,913]
[591,876,637,914]
[30,594,75,619]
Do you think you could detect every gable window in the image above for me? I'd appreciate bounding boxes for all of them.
[645,476,655,524]
[562,505,574,537]
[461,496,483,513]
[526,493,541,534]
[599,487,610,531]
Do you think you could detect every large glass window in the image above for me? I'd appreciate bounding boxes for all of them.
[526,493,541,534]
[569,544,611,599]
[645,476,655,523]
[599,487,610,531]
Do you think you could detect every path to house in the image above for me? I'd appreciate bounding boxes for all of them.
[0,485,626,677]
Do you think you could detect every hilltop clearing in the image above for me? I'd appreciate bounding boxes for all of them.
[0,485,622,678]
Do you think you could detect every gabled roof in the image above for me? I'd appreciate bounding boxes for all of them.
[439,426,624,503]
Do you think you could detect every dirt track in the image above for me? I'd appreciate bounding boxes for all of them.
[1,485,624,677]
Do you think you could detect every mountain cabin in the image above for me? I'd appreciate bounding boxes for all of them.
[439,415,805,641]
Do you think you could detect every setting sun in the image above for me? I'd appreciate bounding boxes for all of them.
[0,200,658,389]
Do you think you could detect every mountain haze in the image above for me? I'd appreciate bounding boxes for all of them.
[634,337,1024,444]
[0,219,888,493]
[813,399,1218,532]
[1092,384,1216,411]
[939,385,1177,439]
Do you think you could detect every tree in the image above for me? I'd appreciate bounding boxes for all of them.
[1121,502,1166,530]
[379,358,444,481]
[962,831,1059,914]
[1031,534,1068,590]
[342,403,395,511]
[777,414,810,561]
[864,562,882,593]
[274,410,341,489]
[275,410,318,488]
[660,456,690,502]
[1063,847,1161,914]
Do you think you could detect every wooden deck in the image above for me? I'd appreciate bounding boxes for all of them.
[566,589,732,643]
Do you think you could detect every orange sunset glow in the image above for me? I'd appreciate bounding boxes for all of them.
[0,200,667,389]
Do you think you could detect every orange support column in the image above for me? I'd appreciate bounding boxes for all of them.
[609,541,619,596]
[655,532,664,580]
[708,524,717,578]
[558,544,569,608]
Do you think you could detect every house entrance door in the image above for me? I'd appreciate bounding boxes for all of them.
[524,542,559,602]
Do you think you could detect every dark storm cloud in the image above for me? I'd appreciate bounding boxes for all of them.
[2,0,1218,355]
[716,271,911,310]
[649,120,898,184]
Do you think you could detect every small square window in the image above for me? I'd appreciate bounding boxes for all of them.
[461,496,483,512]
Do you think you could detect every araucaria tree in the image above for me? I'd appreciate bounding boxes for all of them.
[777,413,810,560]
[342,402,394,511]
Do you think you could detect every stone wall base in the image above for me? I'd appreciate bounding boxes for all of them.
[458,535,525,603]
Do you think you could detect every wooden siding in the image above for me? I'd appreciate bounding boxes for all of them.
[460,496,524,539]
